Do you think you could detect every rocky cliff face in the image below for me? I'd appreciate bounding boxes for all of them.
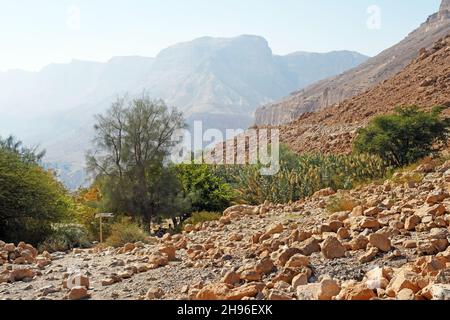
[279,35,450,156]
[255,1,450,125]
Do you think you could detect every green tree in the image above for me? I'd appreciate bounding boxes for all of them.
[0,148,72,244]
[174,163,234,213]
[353,106,450,167]
[86,94,187,228]
[0,135,45,163]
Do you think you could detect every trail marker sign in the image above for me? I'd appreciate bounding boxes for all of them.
[95,213,114,243]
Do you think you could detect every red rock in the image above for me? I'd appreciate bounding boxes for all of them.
[275,248,301,266]
[222,271,241,286]
[339,282,376,300]
[158,245,176,261]
[255,257,275,275]
[68,286,89,300]
[285,254,310,268]
[405,215,421,231]
[368,233,391,252]
[360,217,380,229]
[321,236,346,259]
[298,238,321,256]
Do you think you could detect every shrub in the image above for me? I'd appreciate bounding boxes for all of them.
[39,224,91,252]
[0,148,73,245]
[183,211,221,226]
[174,164,235,213]
[105,218,148,247]
[354,106,450,167]
[229,146,389,205]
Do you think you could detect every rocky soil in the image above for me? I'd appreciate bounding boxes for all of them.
[1,160,450,300]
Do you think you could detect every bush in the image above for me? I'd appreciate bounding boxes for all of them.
[105,218,148,247]
[174,164,235,213]
[354,106,450,167]
[183,211,221,226]
[229,146,389,205]
[0,148,73,245]
[39,224,91,252]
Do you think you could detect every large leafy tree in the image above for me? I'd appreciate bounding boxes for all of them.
[354,106,450,167]
[0,146,72,244]
[86,95,187,227]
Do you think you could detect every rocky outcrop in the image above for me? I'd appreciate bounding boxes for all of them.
[255,1,450,126]
[278,34,450,155]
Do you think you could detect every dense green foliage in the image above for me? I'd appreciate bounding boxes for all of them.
[226,145,388,205]
[354,106,450,167]
[0,135,45,163]
[0,146,73,244]
[174,163,234,213]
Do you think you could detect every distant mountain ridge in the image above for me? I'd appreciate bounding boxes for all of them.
[0,35,368,189]
[255,0,450,125]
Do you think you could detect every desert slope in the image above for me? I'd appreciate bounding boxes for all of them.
[279,35,450,156]
[255,0,450,125]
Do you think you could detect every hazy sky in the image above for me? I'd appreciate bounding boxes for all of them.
[0,0,441,71]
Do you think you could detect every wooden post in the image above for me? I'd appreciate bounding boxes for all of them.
[95,213,114,244]
[99,216,103,243]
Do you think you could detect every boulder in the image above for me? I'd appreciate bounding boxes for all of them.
[318,278,341,300]
[222,271,241,286]
[321,237,346,259]
[68,286,89,300]
[397,288,415,300]
[360,217,380,229]
[10,268,35,282]
[275,248,302,267]
[350,235,369,251]
[386,270,420,296]
[285,254,310,268]
[339,282,376,300]
[405,215,421,231]
[148,252,169,268]
[368,233,391,252]
[291,272,309,289]
[255,258,275,275]
[298,238,321,256]
[158,245,176,261]
[426,190,448,205]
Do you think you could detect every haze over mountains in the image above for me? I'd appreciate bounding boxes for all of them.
[0,35,367,189]
[255,0,450,125]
